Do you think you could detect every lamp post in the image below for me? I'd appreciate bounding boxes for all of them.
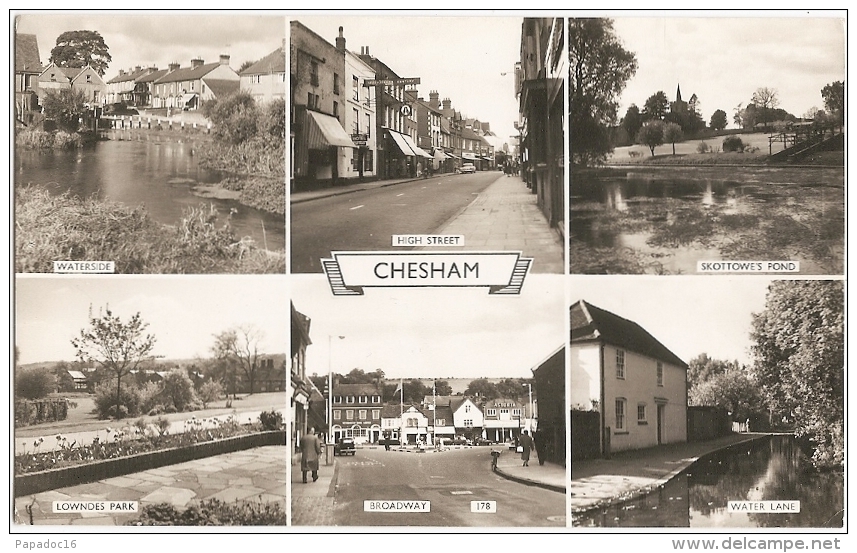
[523,383,533,432]
[328,335,345,446]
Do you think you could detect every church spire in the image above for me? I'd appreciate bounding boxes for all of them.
[676,83,682,103]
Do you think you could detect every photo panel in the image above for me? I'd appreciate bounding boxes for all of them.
[289,16,565,275]
[13,276,288,526]
[569,16,845,276]
[290,274,567,527]
[13,13,287,275]
[570,275,844,529]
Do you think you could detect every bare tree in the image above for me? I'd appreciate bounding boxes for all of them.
[751,87,780,129]
[211,325,265,396]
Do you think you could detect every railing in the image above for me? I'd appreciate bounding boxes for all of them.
[101,114,212,133]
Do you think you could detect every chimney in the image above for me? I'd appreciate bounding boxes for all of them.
[219,54,230,66]
[168,62,180,72]
[119,69,125,76]
[191,58,204,69]
[429,90,440,109]
[442,98,451,110]
[134,65,141,72]
[335,26,346,51]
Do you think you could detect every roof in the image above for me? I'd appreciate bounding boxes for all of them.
[137,68,169,83]
[155,62,227,84]
[333,383,380,396]
[483,398,523,409]
[433,405,454,421]
[66,370,87,380]
[108,67,156,84]
[204,78,240,99]
[570,300,688,369]
[380,404,425,418]
[15,33,42,73]
[241,47,285,75]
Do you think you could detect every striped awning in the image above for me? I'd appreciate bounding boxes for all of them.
[461,152,478,160]
[403,135,432,158]
[388,130,417,156]
[306,110,354,149]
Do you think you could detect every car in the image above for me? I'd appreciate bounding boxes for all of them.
[460,163,476,174]
[334,437,356,456]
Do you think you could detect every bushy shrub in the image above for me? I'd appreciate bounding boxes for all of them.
[198,380,223,408]
[696,141,712,154]
[258,98,285,139]
[161,369,199,412]
[15,367,56,399]
[127,498,287,526]
[137,381,164,414]
[53,131,83,150]
[94,381,142,419]
[722,135,745,152]
[258,410,283,431]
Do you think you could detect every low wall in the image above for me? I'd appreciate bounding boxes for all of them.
[572,410,600,460]
[15,430,286,497]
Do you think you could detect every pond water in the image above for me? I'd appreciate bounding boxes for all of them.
[574,435,844,528]
[14,131,285,251]
[570,167,843,274]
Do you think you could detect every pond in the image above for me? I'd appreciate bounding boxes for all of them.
[14,131,285,252]
[574,435,844,528]
[570,167,843,275]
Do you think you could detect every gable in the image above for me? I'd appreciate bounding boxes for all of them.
[15,33,42,73]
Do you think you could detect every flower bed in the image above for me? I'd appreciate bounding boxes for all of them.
[127,498,287,526]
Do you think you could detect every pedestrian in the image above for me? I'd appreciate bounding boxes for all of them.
[299,427,322,483]
[519,430,535,467]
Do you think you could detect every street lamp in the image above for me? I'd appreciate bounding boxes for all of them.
[328,335,345,446]
[523,383,533,432]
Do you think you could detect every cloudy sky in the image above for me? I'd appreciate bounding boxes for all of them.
[292,274,565,381]
[609,13,845,126]
[570,276,809,367]
[15,277,288,365]
[294,14,523,144]
[14,12,284,80]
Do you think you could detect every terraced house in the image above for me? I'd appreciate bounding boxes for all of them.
[151,55,239,110]
[571,299,688,455]
[331,383,382,444]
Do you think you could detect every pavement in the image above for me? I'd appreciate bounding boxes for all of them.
[570,433,766,516]
[14,445,288,526]
[291,172,565,274]
[493,448,567,494]
[290,448,338,526]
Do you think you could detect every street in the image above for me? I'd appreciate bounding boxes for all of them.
[290,171,502,273]
[330,446,565,527]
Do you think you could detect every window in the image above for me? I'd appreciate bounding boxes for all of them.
[352,76,359,101]
[333,396,342,404]
[310,61,319,86]
[637,403,647,424]
[616,349,625,379]
[333,73,340,94]
[333,410,341,420]
[407,418,418,427]
[371,396,380,404]
[465,405,470,413]
[86,74,91,83]
[364,150,373,173]
[333,101,339,119]
[359,410,367,420]
[657,362,664,387]
[615,398,627,430]
[346,396,354,404]
[366,113,371,137]
[486,409,496,416]
[202,84,205,93]
[346,410,354,420]
[463,419,473,427]
[352,108,360,134]
[513,409,521,416]
[372,409,380,419]
[359,395,367,403]
[500,409,509,415]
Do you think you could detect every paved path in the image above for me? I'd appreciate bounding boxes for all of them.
[290,449,338,527]
[14,446,287,526]
[571,434,765,515]
[494,447,566,493]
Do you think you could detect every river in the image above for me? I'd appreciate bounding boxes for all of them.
[14,132,285,252]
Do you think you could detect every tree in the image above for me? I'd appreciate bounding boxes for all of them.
[733,103,745,129]
[495,378,525,400]
[642,91,669,121]
[751,87,780,129]
[49,30,112,77]
[434,380,453,396]
[15,366,56,399]
[569,18,638,166]
[238,59,257,73]
[709,109,728,131]
[621,104,643,144]
[464,378,499,400]
[211,325,265,395]
[71,308,156,416]
[689,368,764,423]
[636,121,664,156]
[161,369,198,412]
[663,122,683,155]
[750,281,844,468]
[202,91,258,144]
[821,81,844,126]
[41,88,87,133]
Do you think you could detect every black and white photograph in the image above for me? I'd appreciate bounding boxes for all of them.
[569,16,845,275]
[290,16,565,274]
[13,277,288,526]
[290,275,566,527]
[13,14,286,274]
[570,276,844,528]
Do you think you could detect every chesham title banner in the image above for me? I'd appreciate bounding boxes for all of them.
[321,252,532,296]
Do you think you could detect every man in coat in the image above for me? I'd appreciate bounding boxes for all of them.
[299,427,322,483]
[519,429,535,467]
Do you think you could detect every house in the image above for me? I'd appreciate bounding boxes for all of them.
[151,56,239,110]
[343,48,377,180]
[482,398,526,443]
[430,395,484,440]
[105,66,158,106]
[14,33,42,123]
[571,300,688,456]
[240,42,286,105]
[37,64,106,106]
[290,302,313,447]
[532,345,565,465]
[330,383,382,444]
[380,404,429,445]
[134,68,169,108]
[66,370,88,391]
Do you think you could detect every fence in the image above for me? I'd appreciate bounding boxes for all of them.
[571,410,600,460]
[686,405,731,442]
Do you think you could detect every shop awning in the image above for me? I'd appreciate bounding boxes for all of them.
[461,152,478,160]
[387,130,418,156]
[403,135,432,158]
[181,93,198,106]
[433,150,451,160]
[306,110,354,149]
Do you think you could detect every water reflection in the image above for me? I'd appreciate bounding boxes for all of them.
[575,436,844,528]
[15,136,284,251]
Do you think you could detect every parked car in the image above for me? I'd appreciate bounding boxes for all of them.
[334,437,356,456]
[452,436,473,446]
[460,163,476,174]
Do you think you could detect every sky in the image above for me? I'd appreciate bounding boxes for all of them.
[570,276,795,367]
[15,277,288,365]
[294,14,523,144]
[14,12,285,80]
[291,274,565,381]
[609,14,845,127]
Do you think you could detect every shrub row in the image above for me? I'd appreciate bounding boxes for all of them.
[14,398,69,427]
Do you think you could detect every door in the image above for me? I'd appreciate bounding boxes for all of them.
[657,404,665,445]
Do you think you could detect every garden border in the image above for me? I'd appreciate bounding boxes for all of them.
[15,430,286,497]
